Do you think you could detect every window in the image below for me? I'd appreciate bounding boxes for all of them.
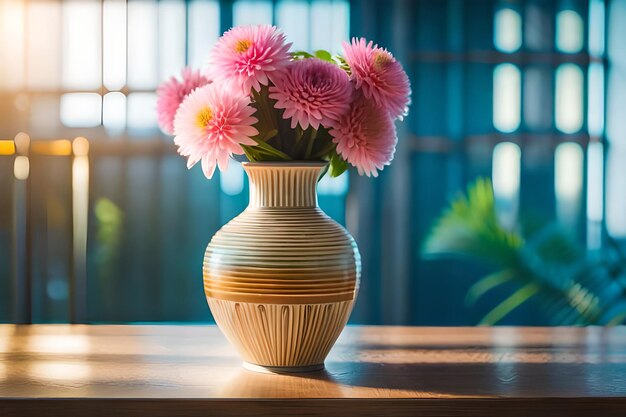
[1,0,621,326]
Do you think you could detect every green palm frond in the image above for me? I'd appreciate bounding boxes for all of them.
[423,179,523,267]
[422,178,626,325]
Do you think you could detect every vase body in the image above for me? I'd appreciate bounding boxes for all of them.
[204,162,360,372]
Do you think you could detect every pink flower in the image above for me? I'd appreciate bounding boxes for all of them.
[269,58,353,130]
[342,38,411,120]
[173,83,259,179]
[207,25,292,95]
[330,94,397,177]
[157,68,210,135]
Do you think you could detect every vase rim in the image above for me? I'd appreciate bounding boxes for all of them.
[242,161,328,168]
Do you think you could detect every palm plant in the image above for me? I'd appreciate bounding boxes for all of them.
[422,178,626,325]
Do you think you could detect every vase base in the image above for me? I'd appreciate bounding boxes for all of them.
[243,361,325,374]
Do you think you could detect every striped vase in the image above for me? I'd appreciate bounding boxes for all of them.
[204,162,360,372]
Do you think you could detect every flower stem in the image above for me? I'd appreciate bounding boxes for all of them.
[304,128,318,159]
[310,141,336,159]
[253,138,293,160]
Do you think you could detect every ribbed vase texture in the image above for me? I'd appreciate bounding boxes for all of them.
[204,162,361,370]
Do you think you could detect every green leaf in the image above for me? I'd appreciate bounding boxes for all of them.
[422,178,523,267]
[423,176,626,327]
[465,270,515,306]
[328,151,348,177]
[291,51,314,60]
[251,137,292,160]
[317,164,330,183]
[479,283,541,325]
[314,49,333,62]
[334,55,351,73]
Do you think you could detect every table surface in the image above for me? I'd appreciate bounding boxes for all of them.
[1,325,626,416]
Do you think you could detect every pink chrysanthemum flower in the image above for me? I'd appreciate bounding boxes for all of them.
[330,95,397,177]
[342,38,411,120]
[269,58,353,130]
[207,25,292,95]
[157,68,210,135]
[173,83,259,179]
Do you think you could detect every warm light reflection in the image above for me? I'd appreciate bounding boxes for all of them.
[73,144,90,283]
[0,140,15,155]
[14,132,30,155]
[30,139,73,156]
[14,156,29,180]
[354,350,626,364]
[29,361,91,382]
[73,137,90,157]
[0,363,6,381]
[27,335,90,354]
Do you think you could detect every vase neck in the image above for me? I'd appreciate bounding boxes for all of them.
[243,163,326,208]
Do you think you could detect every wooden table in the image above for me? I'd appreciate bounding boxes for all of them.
[1,325,625,416]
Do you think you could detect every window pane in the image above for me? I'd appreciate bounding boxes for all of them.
[103,92,127,133]
[556,10,583,53]
[587,142,604,223]
[277,0,310,51]
[493,63,521,132]
[233,0,273,25]
[62,0,101,90]
[525,3,552,51]
[606,146,626,238]
[220,162,245,196]
[589,0,605,56]
[588,62,604,137]
[555,64,583,134]
[492,142,521,230]
[318,172,348,196]
[188,0,220,68]
[60,93,102,128]
[0,1,26,90]
[27,2,61,89]
[127,93,158,133]
[494,8,522,53]
[524,66,552,130]
[103,0,127,91]
[159,0,186,81]
[555,142,583,228]
[128,0,158,89]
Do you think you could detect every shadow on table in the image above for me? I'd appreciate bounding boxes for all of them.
[220,359,626,398]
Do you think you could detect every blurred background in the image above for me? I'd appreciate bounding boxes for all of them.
[1,0,625,325]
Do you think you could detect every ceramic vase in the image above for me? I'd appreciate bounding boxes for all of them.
[204,162,360,372]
